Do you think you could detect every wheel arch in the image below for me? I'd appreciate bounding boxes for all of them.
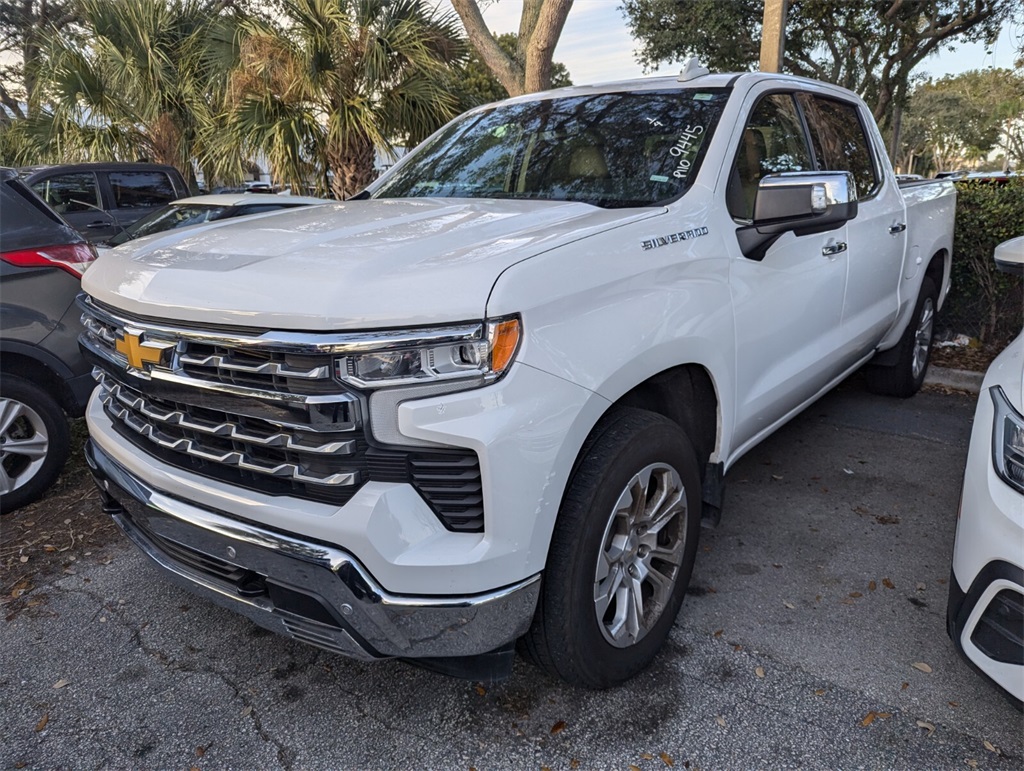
[0,348,77,415]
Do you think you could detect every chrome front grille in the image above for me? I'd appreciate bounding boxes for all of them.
[98,372,361,487]
[79,295,486,530]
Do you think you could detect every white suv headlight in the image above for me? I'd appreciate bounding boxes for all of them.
[991,386,1024,494]
[335,316,521,390]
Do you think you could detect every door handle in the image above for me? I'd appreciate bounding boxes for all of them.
[822,241,847,256]
[888,222,907,234]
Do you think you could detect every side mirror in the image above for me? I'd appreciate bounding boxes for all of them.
[994,236,1024,276]
[737,171,858,260]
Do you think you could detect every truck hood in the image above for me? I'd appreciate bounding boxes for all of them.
[83,198,662,330]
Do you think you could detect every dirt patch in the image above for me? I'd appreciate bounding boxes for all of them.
[1,420,121,619]
[931,339,1008,373]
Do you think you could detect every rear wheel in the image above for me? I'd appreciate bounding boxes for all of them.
[865,277,937,398]
[0,376,70,513]
[520,408,701,688]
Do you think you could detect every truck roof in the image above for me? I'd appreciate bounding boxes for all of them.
[496,70,860,105]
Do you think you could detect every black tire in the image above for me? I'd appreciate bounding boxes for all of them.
[865,277,938,398]
[0,375,70,514]
[520,408,702,689]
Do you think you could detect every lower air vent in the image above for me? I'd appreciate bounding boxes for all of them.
[971,589,1024,665]
[367,448,484,533]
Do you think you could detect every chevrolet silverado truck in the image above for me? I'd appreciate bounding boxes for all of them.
[79,69,955,688]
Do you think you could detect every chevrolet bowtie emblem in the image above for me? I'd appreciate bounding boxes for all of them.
[115,330,171,370]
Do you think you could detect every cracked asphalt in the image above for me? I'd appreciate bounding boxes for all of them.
[2,376,1021,770]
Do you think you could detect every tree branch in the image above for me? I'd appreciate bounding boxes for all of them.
[451,0,525,94]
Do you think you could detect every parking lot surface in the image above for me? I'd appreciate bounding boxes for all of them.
[2,378,1021,770]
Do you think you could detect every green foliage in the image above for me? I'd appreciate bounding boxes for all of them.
[456,32,572,111]
[15,0,244,187]
[227,0,466,198]
[898,69,1024,173]
[621,0,1015,125]
[944,178,1024,343]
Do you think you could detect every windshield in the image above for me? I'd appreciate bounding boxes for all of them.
[373,89,729,208]
[107,203,227,245]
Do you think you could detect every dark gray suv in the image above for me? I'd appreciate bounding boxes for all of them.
[0,167,97,512]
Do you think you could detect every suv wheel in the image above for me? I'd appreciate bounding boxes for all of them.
[0,375,70,513]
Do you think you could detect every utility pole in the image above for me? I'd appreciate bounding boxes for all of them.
[759,0,788,73]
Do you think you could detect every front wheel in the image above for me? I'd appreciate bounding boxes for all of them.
[520,408,702,689]
[865,277,937,398]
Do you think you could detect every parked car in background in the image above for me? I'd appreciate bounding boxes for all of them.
[101,194,330,248]
[948,236,1024,709]
[0,167,97,512]
[18,162,190,243]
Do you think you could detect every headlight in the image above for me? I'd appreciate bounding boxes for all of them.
[991,385,1024,494]
[335,316,521,390]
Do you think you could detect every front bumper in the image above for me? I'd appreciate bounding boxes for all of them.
[86,439,540,662]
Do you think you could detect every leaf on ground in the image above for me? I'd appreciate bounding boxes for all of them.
[882,578,895,589]
[52,679,70,689]
[966,759,978,768]
[916,582,926,591]
[860,712,877,727]
[713,629,723,638]
[849,592,863,598]
[983,740,998,754]
[733,644,742,652]
[715,716,726,728]
[814,689,826,696]
[755,667,765,679]
[949,701,960,708]
[901,682,909,691]
[783,601,795,609]
[877,712,892,719]
[474,684,486,696]
[641,753,654,760]
[916,720,935,736]
[550,720,566,735]
[34,713,49,732]
[912,662,932,674]
[868,581,877,591]
[239,705,252,717]
[660,751,674,767]
[570,760,580,769]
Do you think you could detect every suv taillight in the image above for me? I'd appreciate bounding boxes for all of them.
[0,242,98,278]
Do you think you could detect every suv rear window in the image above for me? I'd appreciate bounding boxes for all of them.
[109,171,176,208]
[31,173,100,214]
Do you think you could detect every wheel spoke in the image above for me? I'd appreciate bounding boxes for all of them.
[3,434,47,459]
[626,576,645,639]
[594,562,624,621]
[0,464,13,494]
[0,399,25,436]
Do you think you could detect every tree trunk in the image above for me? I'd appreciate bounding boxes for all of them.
[452,0,574,96]
[327,137,375,200]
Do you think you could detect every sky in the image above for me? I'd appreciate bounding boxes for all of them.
[479,0,1023,86]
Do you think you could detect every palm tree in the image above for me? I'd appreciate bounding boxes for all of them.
[227,0,465,199]
[21,0,243,188]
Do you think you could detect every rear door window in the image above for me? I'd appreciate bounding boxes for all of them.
[796,94,880,199]
[31,172,100,214]
[109,171,177,209]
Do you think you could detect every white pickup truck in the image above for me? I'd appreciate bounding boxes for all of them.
[80,70,955,688]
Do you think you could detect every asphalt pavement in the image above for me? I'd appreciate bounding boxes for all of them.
[2,375,1021,770]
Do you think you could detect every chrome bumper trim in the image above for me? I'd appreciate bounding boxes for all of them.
[86,440,539,660]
